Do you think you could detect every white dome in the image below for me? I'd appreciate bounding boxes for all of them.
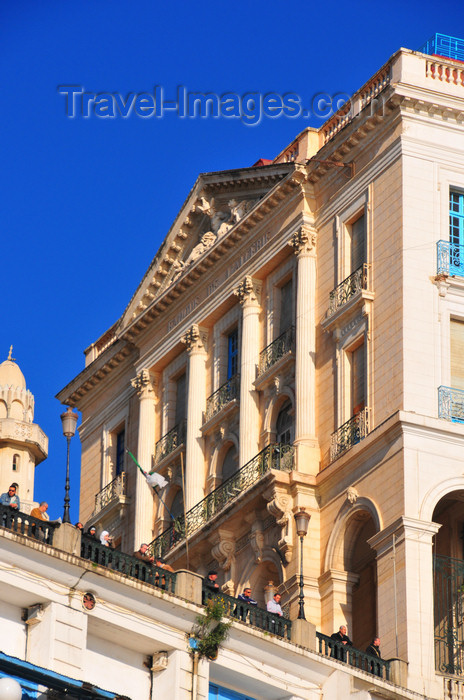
[0,360,26,390]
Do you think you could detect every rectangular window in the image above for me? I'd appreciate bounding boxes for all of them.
[115,429,125,476]
[279,279,293,334]
[350,341,366,415]
[227,329,239,380]
[450,190,464,274]
[175,373,186,425]
[209,684,256,700]
[450,319,464,391]
[350,213,365,273]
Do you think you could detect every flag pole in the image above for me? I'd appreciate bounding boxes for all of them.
[125,449,175,521]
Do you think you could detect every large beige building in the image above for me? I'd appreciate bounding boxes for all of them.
[57,42,464,699]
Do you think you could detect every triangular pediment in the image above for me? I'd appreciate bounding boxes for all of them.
[119,163,294,330]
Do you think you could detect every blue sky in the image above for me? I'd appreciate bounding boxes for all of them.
[2,1,462,522]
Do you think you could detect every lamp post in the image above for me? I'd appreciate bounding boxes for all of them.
[60,407,78,524]
[294,508,311,620]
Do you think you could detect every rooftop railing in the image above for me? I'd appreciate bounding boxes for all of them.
[258,326,295,376]
[80,535,177,593]
[148,443,294,559]
[316,633,390,680]
[0,504,60,545]
[330,408,370,461]
[154,420,186,464]
[438,386,464,424]
[437,241,464,277]
[94,472,127,515]
[205,374,240,422]
[202,588,292,640]
[328,265,368,316]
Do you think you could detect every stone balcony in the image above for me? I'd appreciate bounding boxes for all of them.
[0,418,48,461]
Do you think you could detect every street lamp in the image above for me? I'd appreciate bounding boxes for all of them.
[294,508,311,620]
[60,406,78,524]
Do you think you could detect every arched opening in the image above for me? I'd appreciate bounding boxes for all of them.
[432,491,464,675]
[221,445,238,482]
[10,400,23,420]
[0,400,6,419]
[249,559,281,609]
[347,514,377,650]
[276,399,293,445]
[12,454,20,472]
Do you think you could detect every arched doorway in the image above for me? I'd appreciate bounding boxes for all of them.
[341,511,377,650]
[432,491,464,675]
[221,445,238,482]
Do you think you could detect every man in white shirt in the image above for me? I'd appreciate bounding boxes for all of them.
[267,593,283,616]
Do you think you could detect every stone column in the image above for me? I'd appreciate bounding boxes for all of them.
[234,276,262,468]
[290,225,319,474]
[369,517,442,699]
[181,325,208,511]
[131,369,157,549]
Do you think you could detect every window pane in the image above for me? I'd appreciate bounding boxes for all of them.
[175,373,186,424]
[451,319,464,391]
[279,279,293,334]
[351,343,365,415]
[227,329,239,380]
[351,214,365,273]
[115,429,125,475]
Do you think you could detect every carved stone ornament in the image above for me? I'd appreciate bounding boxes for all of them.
[346,486,359,505]
[131,369,156,398]
[151,651,169,672]
[290,224,317,257]
[181,325,208,353]
[265,491,294,564]
[234,276,262,307]
[210,529,236,574]
[250,521,265,564]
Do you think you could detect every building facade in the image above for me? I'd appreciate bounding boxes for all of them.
[57,42,464,699]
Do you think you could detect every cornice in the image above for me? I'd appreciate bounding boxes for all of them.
[56,339,136,407]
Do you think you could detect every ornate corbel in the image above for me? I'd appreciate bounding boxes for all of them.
[265,489,294,564]
[210,529,236,577]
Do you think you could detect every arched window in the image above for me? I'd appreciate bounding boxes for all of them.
[221,445,238,482]
[12,454,20,472]
[276,400,293,445]
[170,490,184,520]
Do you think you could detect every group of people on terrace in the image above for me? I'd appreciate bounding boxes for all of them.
[204,571,284,618]
[1,483,58,540]
[330,625,382,671]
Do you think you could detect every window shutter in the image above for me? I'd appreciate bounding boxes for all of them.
[450,319,464,390]
[351,214,365,273]
[351,342,366,414]
[175,373,186,424]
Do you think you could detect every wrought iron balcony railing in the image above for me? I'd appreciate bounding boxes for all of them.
[205,374,240,423]
[0,504,60,545]
[438,386,464,424]
[202,588,292,640]
[330,408,370,461]
[434,554,464,676]
[154,420,186,464]
[316,632,391,679]
[148,443,294,559]
[328,264,368,316]
[94,472,127,515]
[437,240,464,277]
[258,326,295,376]
[80,534,177,593]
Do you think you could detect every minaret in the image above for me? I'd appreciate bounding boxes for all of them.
[0,347,48,511]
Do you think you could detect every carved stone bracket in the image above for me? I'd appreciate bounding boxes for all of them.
[210,528,236,576]
[131,369,157,399]
[264,488,294,564]
[346,486,359,505]
[249,520,265,564]
[181,325,208,354]
[290,224,317,257]
[234,276,262,307]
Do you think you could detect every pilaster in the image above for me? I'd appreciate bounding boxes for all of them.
[234,276,262,467]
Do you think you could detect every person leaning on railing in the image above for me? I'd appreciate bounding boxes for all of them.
[154,557,174,589]
[30,502,49,541]
[0,483,20,509]
[330,625,353,661]
[366,637,382,675]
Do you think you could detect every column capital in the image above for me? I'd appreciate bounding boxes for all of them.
[234,276,262,307]
[290,224,317,257]
[131,369,157,399]
[181,324,208,354]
